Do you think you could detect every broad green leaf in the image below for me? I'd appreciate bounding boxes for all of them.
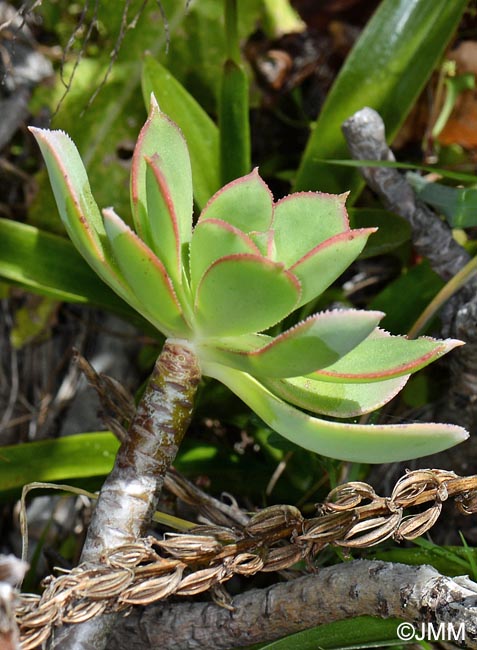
[312,330,463,383]
[199,168,274,232]
[189,218,260,290]
[408,172,477,228]
[194,254,301,336]
[0,218,141,324]
[273,192,349,266]
[0,433,119,495]
[103,208,191,337]
[294,0,468,196]
[264,373,408,418]
[260,617,408,650]
[131,95,193,254]
[202,362,468,463]
[350,208,411,258]
[142,56,220,209]
[291,229,376,308]
[145,154,181,284]
[199,310,383,378]
[29,127,138,307]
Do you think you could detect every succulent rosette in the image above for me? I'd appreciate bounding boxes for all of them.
[29,95,468,463]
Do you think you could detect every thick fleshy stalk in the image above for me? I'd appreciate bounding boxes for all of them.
[48,339,201,650]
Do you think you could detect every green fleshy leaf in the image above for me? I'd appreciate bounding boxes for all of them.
[145,154,182,284]
[273,192,349,266]
[291,228,376,308]
[264,373,409,418]
[194,254,301,336]
[249,229,276,258]
[202,362,468,463]
[103,208,191,337]
[131,94,193,251]
[29,127,137,306]
[312,330,463,383]
[199,168,274,233]
[189,218,260,290]
[141,56,220,209]
[199,309,383,378]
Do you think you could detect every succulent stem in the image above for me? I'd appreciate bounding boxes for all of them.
[48,340,201,649]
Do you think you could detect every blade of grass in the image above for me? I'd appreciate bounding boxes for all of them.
[0,218,150,328]
[322,159,477,184]
[294,0,468,197]
[219,0,251,184]
[260,616,408,650]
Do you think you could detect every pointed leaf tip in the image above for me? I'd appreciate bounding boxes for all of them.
[201,308,385,377]
[200,169,274,233]
[149,92,160,113]
[203,362,469,463]
[313,331,464,383]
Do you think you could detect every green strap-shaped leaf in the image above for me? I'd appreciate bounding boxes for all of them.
[291,228,376,308]
[0,433,119,495]
[273,192,350,266]
[189,218,260,290]
[29,127,139,308]
[202,362,468,463]
[0,218,129,315]
[194,254,301,336]
[142,56,220,209]
[103,208,191,337]
[264,373,409,418]
[219,58,251,185]
[199,168,274,233]
[312,330,463,383]
[294,0,468,197]
[199,310,383,378]
[131,94,193,252]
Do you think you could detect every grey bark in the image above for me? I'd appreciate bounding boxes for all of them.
[106,560,477,650]
[342,107,471,281]
[342,107,477,435]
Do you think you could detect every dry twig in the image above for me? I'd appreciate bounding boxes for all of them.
[342,107,477,432]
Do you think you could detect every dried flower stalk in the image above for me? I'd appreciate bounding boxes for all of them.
[17,468,477,649]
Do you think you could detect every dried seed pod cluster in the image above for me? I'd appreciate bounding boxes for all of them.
[17,469,477,649]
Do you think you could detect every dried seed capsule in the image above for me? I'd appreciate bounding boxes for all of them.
[337,512,402,548]
[246,505,303,537]
[119,565,184,605]
[261,545,304,572]
[175,565,227,596]
[62,600,106,624]
[396,503,442,540]
[156,534,222,560]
